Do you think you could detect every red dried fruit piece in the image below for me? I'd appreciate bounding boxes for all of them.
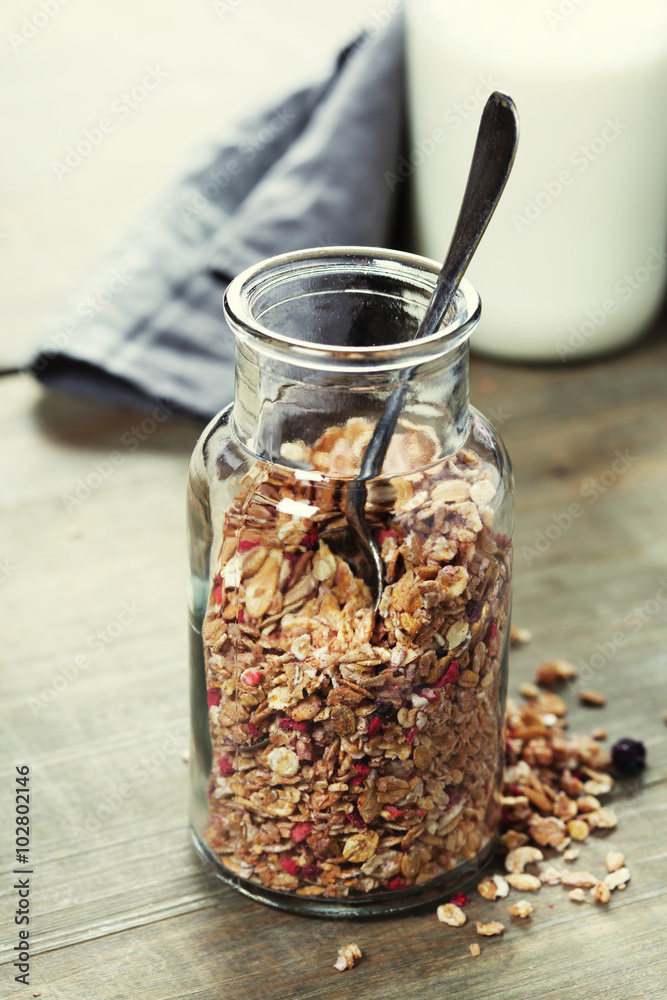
[301,864,322,881]
[207,688,221,708]
[214,584,223,605]
[285,551,299,566]
[347,810,367,830]
[301,531,318,549]
[487,622,499,640]
[376,528,397,545]
[450,892,469,907]
[385,805,403,819]
[290,822,313,843]
[237,539,258,553]
[354,763,371,779]
[367,716,383,738]
[387,876,408,890]
[219,755,235,777]
[279,718,310,732]
[279,857,302,876]
[237,609,245,623]
[247,722,259,738]
[405,726,417,745]
[441,661,460,685]
[240,668,262,686]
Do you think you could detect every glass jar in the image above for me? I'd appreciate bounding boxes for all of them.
[187,247,513,917]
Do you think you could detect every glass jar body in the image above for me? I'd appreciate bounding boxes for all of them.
[187,248,514,917]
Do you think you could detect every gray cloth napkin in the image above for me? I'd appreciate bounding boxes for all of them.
[31,15,405,419]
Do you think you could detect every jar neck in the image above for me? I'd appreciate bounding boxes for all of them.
[232,341,470,476]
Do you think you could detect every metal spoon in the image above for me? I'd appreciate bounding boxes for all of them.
[346,91,520,612]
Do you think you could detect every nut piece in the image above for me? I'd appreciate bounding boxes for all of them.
[536,659,578,686]
[492,874,510,898]
[603,867,631,891]
[476,920,505,937]
[578,690,607,707]
[505,873,541,891]
[605,850,626,873]
[569,888,588,902]
[519,682,539,700]
[477,877,499,901]
[334,943,362,972]
[266,747,299,777]
[561,871,599,889]
[510,624,532,646]
[590,882,611,904]
[469,942,481,957]
[437,903,467,926]
[509,899,534,918]
[566,819,590,842]
[505,846,544,873]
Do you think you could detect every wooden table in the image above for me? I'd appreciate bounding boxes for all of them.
[2,317,666,999]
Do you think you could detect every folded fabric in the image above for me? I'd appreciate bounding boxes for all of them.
[32,14,405,419]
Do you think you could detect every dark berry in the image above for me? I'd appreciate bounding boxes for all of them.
[611,737,646,776]
[374,700,395,719]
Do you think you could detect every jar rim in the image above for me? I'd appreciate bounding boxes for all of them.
[223,246,481,372]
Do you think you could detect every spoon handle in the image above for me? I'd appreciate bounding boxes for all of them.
[418,91,519,340]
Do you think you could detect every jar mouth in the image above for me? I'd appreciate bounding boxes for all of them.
[223,246,481,372]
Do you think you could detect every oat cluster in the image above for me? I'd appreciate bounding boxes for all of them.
[201,418,511,898]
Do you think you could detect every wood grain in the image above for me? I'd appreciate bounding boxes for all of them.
[2,317,667,999]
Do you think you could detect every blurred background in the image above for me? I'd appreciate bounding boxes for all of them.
[0,0,384,366]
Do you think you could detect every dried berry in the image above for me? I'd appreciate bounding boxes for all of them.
[387,876,408,891]
[366,716,383,738]
[207,688,221,708]
[219,755,235,777]
[301,864,322,880]
[374,700,396,719]
[466,599,483,622]
[301,531,318,549]
[279,717,310,733]
[347,810,367,830]
[280,857,302,876]
[450,892,470,907]
[290,822,313,843]
[237,539,259,553]
[611,737,646,775]
[443,661,460,685]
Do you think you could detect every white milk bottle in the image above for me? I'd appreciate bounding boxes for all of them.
[404,0,667,361]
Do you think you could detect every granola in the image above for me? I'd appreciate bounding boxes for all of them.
[201,417,511,899]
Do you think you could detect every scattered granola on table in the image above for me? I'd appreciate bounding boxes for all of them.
[333,943,362,972]
[201,418,512,900]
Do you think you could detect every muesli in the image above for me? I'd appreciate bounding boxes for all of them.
[202,418,511,898]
